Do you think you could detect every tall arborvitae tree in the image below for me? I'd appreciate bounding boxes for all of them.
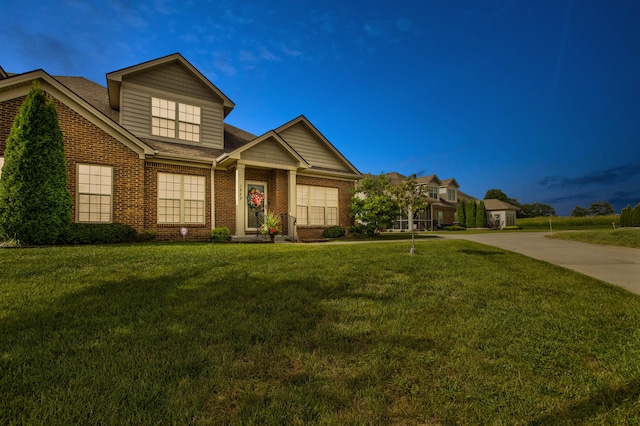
[475,200,487,228]
[465,199,476,228]
[620,205,632,227]
[0,82,72,244]
[632,203,640,227]
[456,199,466,226]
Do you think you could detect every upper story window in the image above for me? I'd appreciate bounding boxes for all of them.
[151,97,201,142]
[428,186,438,199]
[447,189,457,202]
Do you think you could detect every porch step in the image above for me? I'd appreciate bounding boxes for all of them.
[230,235,293,243]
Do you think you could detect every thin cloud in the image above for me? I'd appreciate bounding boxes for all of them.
[539,163,640,189]
[395,17,412,32]
[258,46,280,62]
[212,51,236,76]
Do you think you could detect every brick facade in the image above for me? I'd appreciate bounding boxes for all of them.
[296,175,355,240]
[1,94,146,231]
[1,80,361,243]
[144,162,212,241]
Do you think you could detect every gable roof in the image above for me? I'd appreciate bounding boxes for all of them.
[105,53,235,117]
[275,115,361,177]
[217,130,309,169]
[440,178,460,188]
[0,66,8,79]
[416,174,443,186]
[0,69,155,159]
[483,199,521,211]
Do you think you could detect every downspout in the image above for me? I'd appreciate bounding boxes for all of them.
[211,160,216,232]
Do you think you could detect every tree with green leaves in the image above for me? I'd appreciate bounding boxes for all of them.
[0,82,72,244]
[588,201,615,216]
[570,206,589,217]
[456,199,466,226]
[519,202,556,218]
[465,199,476,228]
[633,203,640,227]
[475,200,487,228]
[350,174,397,236]
[620,205,632,227]
[390,174,429,254]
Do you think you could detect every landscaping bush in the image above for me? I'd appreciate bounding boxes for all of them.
[322,226,346,238]
[502,226,522,230]
[211,227,231,242]
[58,223,137,244]
[136,230,158,242]
[444,225,466,231]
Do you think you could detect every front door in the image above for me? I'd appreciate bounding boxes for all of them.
[246,182,267,231]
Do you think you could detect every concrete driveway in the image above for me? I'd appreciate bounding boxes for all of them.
[439,232,640,296]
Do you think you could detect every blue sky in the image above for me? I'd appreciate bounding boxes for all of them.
[1,0,639,215]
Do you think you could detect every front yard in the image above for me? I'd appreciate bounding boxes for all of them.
[1,240,639,424]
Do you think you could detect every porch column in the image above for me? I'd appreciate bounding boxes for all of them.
[288,170,297,239]
[235,164,246,236]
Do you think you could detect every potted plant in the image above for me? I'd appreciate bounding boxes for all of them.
[260,211,281,242]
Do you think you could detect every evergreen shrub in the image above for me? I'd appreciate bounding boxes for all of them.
[211,227,231,242]
[58,223,137,244]
[322,226,346,238]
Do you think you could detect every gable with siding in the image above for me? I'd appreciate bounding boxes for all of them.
[277,121,349,172]
[241,137,299,167]
[114,58,229,150]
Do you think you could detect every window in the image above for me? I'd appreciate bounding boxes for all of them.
[506,211,516,227]
[296,185,338,226]
[428,186,438,199]
[158,173,205,224]
[151,97,201,142]
[447,189,456,202]
[77,164,112,223]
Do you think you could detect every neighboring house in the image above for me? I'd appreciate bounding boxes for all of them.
[483,199,520,229]
[387,172,476,230]
[0,53,361,241]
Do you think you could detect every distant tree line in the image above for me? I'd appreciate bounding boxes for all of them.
[570,201,616,217]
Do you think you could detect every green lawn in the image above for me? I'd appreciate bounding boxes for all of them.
[2,241,640,424]
[549,228,640,249]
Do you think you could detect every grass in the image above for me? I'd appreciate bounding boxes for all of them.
[2,241,640,424]
[550,228,640,249]
[518,215,620,230]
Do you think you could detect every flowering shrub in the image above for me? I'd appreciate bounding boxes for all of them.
[247,188,264,209]
[260,211,281,237]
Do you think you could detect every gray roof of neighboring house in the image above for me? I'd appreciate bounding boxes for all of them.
[483,199,521,211]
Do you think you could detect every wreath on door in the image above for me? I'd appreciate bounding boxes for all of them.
[247,188,264,209]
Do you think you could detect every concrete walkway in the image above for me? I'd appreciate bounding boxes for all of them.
[439,232,640,296]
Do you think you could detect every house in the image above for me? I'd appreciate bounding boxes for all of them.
[386,172,476,230]
[483,199,520,229]
[0,54,361,241]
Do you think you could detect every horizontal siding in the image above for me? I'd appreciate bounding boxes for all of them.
[278,123,346,170]
[124,62,221,103]
[120,86,224,149]
[242,139,298,166]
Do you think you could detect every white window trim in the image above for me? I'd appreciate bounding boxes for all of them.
[76,163,113,223]
[296,185,339,226]
[151,97,201,142]
[157,172,206,224]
